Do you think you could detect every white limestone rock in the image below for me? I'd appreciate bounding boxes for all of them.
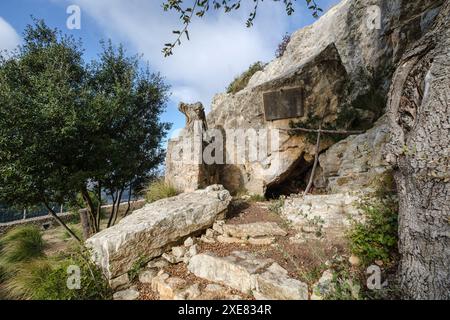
[86,185,231,279]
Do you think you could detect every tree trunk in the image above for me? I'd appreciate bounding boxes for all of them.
[81,188,98,234]
[385,1,449,299]
[44,202,81,243]
[79,209,92,240]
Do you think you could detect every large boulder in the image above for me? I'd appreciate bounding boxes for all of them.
[280,193,362,242]
[86,185,231,279]
[188,251,308,300]
[316,116,392,193]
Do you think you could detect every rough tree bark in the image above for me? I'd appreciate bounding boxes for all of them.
[385,1,449,300]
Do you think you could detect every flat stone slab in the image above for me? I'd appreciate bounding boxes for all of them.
[222,222,287,239]
[281,193,362,240]
[188,251,308,300]
[113,287,140,300]
[86,185,231,279]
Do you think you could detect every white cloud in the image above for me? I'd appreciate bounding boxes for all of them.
[0,17,21,53]
[58,0,292,108]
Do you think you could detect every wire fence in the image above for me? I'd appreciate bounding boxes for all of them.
[0,204,64,224]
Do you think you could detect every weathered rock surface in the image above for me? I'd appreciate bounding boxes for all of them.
[316,117,392,193]
[222,222,287,239]
[188,251,308,300]
[255,263,309,300]
[195,0,442,195]
[113,287,140,300]
[152,273,187,300]
[207,44,348,195]
[165,102,218,192]
[109,274,130,291]
[281,193,362,241]
[311,270,335,300]
[86,185,231,279]
[139,269,158,284]
[188,251,271,294]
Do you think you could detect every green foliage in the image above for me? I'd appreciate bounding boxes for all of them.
[162,0,322,56]
[268,197,285,214]
[226,62,265,94]
[326,268,362,300]
[128,255,149,281]
[4,249,111,300]
[145,180,179,203]
[0,20,171,235]
[347,195,398,267]
[62,224,83,241]
[69,191,103,212]
[0,226,44,266]
[248,194,266,202]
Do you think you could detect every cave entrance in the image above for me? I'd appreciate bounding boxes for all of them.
[264,155,313,199]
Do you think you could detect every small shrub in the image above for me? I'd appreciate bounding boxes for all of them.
[347,195,398,267]
[4,248,111,300]
[248,194,266,202]
[226,62,265,94]
[62,224,83,241]
[145,180,179,203]
[268,197,285,214]
[128,255,149,281]
[0,225,44,266]
[275,33,291,58]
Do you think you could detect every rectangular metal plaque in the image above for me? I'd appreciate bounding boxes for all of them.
[263,87,304,121]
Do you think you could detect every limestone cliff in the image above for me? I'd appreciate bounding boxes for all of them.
[166,0,443,195]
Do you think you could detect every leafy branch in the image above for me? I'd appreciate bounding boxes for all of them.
[162,0,322,57]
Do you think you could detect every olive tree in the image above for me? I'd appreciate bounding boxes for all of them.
[0,20,171,241]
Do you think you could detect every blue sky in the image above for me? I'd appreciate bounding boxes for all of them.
[0,0,340,139]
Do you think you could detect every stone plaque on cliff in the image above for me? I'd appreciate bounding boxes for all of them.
[263,87,304,121]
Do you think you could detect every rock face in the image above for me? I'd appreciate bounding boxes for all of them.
[207,44,348,195]
[86,185,231,279]
[165,0,443,195]
[385,0,450,299]
[165,102,218,192]
[281,193,362,241]
[188,251,308,300]
[316,116,392,193]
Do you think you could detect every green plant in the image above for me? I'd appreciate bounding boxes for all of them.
[248,194,266,202]
[62,224,83,241]
[128,255,149,281]
[226,62,265,94]
[0,20,171,239]
[347,195,398,267]
[145,180,179,203]
[162,0,322,56]
[268,197,285,214]
[4,248,111,300]
[0,226,45,266]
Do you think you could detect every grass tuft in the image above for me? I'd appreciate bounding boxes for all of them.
[145,179,179,203]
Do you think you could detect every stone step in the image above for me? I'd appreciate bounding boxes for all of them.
[188,251,308,300]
